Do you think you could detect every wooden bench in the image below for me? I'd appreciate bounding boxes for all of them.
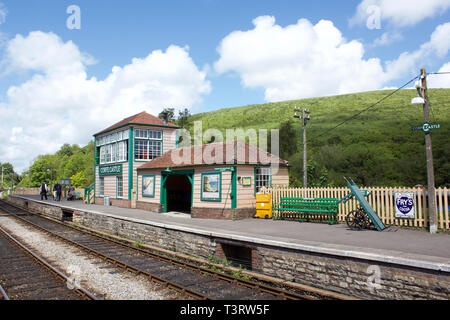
[273,197,339,225]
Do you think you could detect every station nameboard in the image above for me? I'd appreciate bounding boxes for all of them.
[215,167,235,172]
[99,164,123,176]
[60,179,71,186]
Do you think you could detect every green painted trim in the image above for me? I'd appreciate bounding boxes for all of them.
[93,164,96,204]
[189,174,194,208]
[99,160,128,165]
[136,172,139,202]
[163,169,195,176]
[160,174,168,213]
[175,130,179,148]
[231,166,237,209]
[94,123,179,137]
[141,175,156,198]
[254,167,257,196]
[200,172,222,202]
[128,127,134,201]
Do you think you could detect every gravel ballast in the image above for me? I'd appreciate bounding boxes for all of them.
[0,216,183,300]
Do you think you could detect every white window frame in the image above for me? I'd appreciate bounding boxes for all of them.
[134,129,163,161]
[99,177,104,197]
[255,167,272,193]
[116,176,123,199]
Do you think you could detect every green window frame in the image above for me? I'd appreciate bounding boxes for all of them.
[142,175,156,198]
[200,172,222,202]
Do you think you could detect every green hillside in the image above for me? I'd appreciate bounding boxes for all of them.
[16,89,450,189]
[185,89,450,187]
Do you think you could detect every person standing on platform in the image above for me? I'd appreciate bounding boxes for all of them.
[67,184,75,201]
[40,182,48,200]
[54,182,62,201]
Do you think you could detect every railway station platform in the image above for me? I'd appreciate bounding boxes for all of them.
[7,194,450,300]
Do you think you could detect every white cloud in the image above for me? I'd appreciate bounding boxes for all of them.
[385,22,450,80]
[0,31,211,172]
[215,16,385,102]
[214,17,450,103]
[0,2,6,25]
[372,31,403,47]
[428,62,450,88]
[350,0,450,27]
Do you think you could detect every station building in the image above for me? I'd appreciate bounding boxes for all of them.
[93,112,289,219]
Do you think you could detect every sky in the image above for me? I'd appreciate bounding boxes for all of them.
[0,0,449,173]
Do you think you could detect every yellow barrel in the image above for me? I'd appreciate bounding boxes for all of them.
[255,193,272,219]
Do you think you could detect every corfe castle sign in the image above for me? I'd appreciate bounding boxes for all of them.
[99,164,122,176]
[411,122,441,134]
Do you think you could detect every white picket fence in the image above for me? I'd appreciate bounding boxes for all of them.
[261,186,450,230]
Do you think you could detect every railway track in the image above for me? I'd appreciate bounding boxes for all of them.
[0,223,98,300]
[0,199,344,300]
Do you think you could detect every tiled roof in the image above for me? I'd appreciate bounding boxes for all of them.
[94,111,179,136]
[137,140,289,170]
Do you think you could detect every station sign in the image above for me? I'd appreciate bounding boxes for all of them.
[241,177,252,186]
[215,167,235,172]
[411,122,441,134]
[60,179,71,186]
[99,164,123,176]
[394,192,415,219]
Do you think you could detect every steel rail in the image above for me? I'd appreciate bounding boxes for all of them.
[0,199,349,300]
[0,202,209,300]
[0,284,9,300]
[0,225,98,300]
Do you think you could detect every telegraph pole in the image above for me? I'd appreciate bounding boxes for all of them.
[413,68,437,233]
[294,108,311,187]
[421,69,437,234]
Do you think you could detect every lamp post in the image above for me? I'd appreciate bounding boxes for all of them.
[46,168,54,193]
[411,68,437,234]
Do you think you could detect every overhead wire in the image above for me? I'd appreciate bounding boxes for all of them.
[310,74,420,140]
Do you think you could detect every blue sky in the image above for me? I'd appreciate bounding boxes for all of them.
[0,0,449,172]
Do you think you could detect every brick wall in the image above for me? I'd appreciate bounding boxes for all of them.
[136,201,163,213]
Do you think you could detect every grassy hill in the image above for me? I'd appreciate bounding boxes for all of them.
[185,89,450,187]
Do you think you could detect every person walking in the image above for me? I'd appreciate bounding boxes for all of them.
[40,182,48,200]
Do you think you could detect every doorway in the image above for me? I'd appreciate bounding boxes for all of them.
[161,170,193,214]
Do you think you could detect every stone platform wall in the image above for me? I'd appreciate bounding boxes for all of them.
[6,196,450,300]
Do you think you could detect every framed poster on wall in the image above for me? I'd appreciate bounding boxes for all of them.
[201,172,221,201]
[142,175,155,198]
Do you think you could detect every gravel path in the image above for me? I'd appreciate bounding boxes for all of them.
[0,216,184,300]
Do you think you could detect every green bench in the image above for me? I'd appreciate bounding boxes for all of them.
[273,197,339,225]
